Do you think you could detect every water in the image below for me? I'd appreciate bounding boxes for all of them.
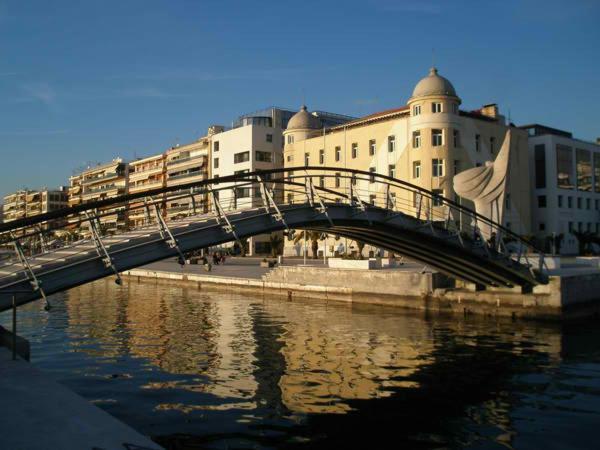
[2,278,600,449]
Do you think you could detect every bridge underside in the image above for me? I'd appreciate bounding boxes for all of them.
[0,203,537,313]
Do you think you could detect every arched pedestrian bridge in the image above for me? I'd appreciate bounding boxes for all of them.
[0,167,547,312]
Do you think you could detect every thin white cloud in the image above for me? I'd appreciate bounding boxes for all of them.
[18,82,57,105]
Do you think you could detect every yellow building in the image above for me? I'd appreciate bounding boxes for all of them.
[283,67,532,255]
[128,153,166,228]
[2,188,68,231]
[68,159,128,233]
[164,135,212,220]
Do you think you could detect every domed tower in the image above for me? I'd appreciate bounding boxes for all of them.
[407,67,462,204]
[283,105,322,145]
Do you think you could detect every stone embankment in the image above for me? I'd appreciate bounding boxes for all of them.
[123,259,600,320]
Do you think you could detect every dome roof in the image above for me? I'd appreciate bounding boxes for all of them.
[287,105,321,130]
[410,67,458,99]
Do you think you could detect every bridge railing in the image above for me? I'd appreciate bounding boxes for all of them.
[0,167,546,283]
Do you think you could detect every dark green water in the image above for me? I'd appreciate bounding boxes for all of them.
[2,278,600,449]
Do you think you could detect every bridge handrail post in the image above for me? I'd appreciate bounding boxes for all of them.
[152,203,186,266]
[85,211,123,286]
[258,175,289,231]
[12,233,50,310]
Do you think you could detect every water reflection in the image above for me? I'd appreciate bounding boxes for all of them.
[2,278,599,449]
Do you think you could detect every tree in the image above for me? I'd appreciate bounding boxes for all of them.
[269,233,283,257]
[293,231,324,259]
[355,240,365,259]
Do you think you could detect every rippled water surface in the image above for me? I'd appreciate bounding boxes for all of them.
[2,278,600,449]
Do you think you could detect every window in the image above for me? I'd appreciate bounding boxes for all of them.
[577,197,582,209]
[432,158,444,177]
[568,196,573,208]
[587,198,591,210]
[369,194,376,205]
[287,193,293,204]
[412,191,420,207]
[568,222,574,232]
[213,157,219,169]
[578,222,583,232]
[319,176,325,188]
[539,223,546,231]
[453,129,460,148]
[556,144,574,189]
[538,195,547,208]
[453,159,460,175]
[234,151,250,163]
[412,131,421,148]
[505,193,511,210]
[413,161,421,178]
[235,187,250,198]
[287,135,294,144]
[413,104,421,116]
[576,148,592,191]
[432,129,443,146]
[335,172,341,188]
[432,189,444,206]
[596,199,599,210]
[335,146,341,162]
[369,139,376,155]
[286,154,293,162]
[595,153,600,192]
[534,144,546,189]
[475,134,481,152]
[369,167,376,183]
[266,133,273,143]
[388,135,395,152]
[351,143,358,159]
[304,153,310,166]
[319,149,325,164]
[256,151,272,162]
[588,222,592,232]
[388,164,396,178]
[234,169,249,175]
[490,137,496,154]
[452,103,458,114]
[213,141,219,152]
[558,195,563,208]
[432,102,442,113]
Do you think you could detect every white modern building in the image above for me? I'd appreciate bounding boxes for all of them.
[522,124,600,254]
[210,106,352,255]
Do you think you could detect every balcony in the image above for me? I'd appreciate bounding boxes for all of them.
[84,184,123,196]
[83,172,121,185]
[129,180,164,192]
[166,155,206,167]
[167,171,204,181]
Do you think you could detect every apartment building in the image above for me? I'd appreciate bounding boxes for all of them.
[210,107,352,255]
[2,187,68,231]
[164,132,216,221]
[523,124,600,254]
[68,159,128,233]
[283,68,532,256]
[128,153,166,228]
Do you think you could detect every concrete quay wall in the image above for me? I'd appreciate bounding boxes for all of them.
[123,266,600,320]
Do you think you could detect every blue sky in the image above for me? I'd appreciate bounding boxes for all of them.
[0,0,599,199]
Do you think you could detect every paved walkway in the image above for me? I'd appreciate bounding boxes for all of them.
[141,256,428,280]
[0,347,161,450]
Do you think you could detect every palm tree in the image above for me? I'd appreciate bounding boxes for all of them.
[293,230,324,259]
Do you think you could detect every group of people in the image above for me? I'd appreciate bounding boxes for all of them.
[200,251,227,270]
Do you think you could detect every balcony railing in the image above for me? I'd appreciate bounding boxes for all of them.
[84,185,124,195]
[82,172,121,185]
[166,155,205,167]
[167,171,204,181]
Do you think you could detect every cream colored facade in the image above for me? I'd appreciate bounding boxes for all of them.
[164,135,212,220]
[128,153,166,228]
[283,68,532,255]
[2,188,68,229]
[68,159,128,232]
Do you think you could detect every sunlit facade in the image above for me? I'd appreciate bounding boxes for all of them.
[523,124,600,254]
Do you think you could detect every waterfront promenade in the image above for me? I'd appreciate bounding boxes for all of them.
[0,347,161,450]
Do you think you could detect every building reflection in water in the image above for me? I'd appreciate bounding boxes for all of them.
[61,278,562,422]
